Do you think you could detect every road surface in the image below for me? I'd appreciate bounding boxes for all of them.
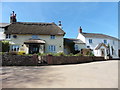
[1,60,118,88]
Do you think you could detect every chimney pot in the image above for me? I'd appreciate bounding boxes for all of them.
[10,11,17,23]
[79,26,82,33]
[58,21,62,29]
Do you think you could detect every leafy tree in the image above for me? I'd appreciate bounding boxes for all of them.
[0,41,10,52]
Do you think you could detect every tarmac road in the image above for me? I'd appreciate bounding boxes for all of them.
[1,60,118,88]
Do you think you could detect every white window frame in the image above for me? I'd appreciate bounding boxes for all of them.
[6,34,11,39]
[89,39,92,44]
[11,45,20,51]
[50,35,55,39]
[49,45,56,52]
[75,45,79,51]
[104,40,107,44]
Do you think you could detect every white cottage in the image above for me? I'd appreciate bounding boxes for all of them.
[77,27,120,59]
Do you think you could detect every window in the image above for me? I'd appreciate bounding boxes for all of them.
[11,45,19,51]
[87,46,90,48]
[75,45,79,51]
[49,45,56,52]
[32,35,38,39]
[50,35,55,39]
[104,40,107,44]
[89,39,92,43]
[6,34,11,39]
[113,40,115,45]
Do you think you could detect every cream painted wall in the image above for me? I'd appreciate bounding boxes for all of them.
[8,34,64,54]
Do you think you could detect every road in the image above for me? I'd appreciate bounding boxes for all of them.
[1,60,118,88]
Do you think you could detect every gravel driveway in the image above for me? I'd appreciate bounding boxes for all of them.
[1,60,118,88]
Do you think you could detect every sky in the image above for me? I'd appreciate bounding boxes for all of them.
[1,2,118,38]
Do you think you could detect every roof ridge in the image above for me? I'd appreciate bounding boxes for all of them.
[15,22,53,24]
[82,32,119,40]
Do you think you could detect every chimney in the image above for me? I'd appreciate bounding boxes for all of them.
[10,11,17,23]
[79,26,82,33]
[58,21,62,29]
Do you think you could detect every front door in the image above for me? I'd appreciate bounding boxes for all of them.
[29,44,39,54]
[101,49,105,57]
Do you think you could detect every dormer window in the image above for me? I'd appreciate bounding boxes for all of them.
[89,39,92,43]
[50,35,55,39]
[6,34,11,39]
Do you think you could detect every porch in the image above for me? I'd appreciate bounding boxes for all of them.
[24,39,45,54]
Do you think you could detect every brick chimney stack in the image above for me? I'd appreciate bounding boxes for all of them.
[10,11,17,23]
[79,26,82,33]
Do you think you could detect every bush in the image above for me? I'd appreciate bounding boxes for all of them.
[55,52,66,56]
[86,51,94,56]
[18,51,26,55]
[67,53,73,56]
[0,41,10,52]
[89,52,94,56]
[74,53,83,56]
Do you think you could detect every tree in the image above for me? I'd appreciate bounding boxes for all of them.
[0,41,10,52]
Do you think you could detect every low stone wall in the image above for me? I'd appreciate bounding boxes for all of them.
[1,54,104,66]
[2,54,38,66]
[42,56,104,65]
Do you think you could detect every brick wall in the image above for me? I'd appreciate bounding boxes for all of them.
[43,56,104,65]
[1,54,104,66]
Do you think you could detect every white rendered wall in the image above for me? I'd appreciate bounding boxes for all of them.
[85,37,119,58]
[77,33,86,43]
[0,28,5,40]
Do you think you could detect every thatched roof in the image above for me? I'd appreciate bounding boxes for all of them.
[0,23,10,28]
[5,22,65,35]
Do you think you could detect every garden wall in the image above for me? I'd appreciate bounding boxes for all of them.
[2,54,38,66]
[42,56,104,65]
[1,54,104,66]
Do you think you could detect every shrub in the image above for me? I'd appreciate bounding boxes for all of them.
[18,51,26,55]
[74,53,83,56]
[67,53,73,56]
[0,41,10,52]
[89,52,94,56]
[55,52,66,56]
[86,51,94,56]
[0,52,5,55]
[47,53,54,56]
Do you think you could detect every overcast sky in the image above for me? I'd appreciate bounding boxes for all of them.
[1,2,118,38]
